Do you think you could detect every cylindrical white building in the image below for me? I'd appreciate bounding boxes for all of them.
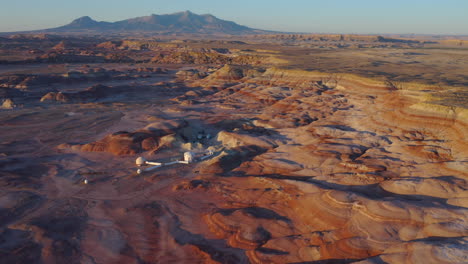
[184,152,194,163]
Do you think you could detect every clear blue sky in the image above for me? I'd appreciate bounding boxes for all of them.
[1,0,467,34]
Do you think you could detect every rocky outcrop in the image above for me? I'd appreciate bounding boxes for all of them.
[51,40,68,50]
[175,69,207,80]
[64,119,188,155]
[0,74,62,89]
[0,70,112,90]
[40,84,110,103]
[38,52,107,63]
[40,92,70,103]
[1,98,16,109]
[79,131,156,155]
[203,64,266,82]
[207,64,245,80]
[150,51,261,65]
[96,40,123,50]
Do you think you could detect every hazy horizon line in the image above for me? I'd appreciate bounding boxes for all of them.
[1,10,467,36]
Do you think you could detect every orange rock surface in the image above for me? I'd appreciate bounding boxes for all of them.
[1,65,467,263]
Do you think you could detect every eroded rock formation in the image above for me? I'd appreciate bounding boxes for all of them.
[61,119,188,155]
[2,64,467,264]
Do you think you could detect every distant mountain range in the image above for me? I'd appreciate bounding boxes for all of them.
[39,11,270,35]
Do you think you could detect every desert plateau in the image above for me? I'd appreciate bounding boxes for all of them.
[0,9,467,264]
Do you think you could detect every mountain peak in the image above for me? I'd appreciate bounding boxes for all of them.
[73,16,95,23]
[66,16,100,28]
[50,11,270,35]
[171,10,195,17]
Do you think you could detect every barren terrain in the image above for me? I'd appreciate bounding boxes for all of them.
[0,34,467,263]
